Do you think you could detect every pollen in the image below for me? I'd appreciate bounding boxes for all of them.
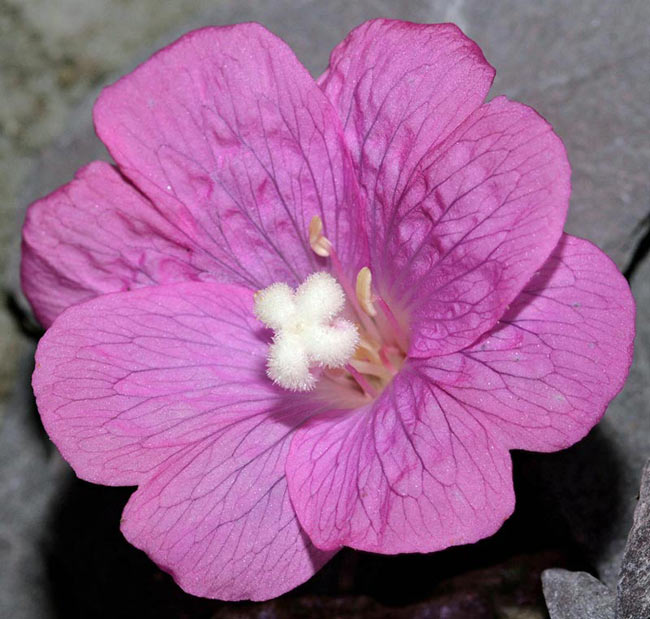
[254,272,359,391]
[355,267,377,317]
[309,215,332,257]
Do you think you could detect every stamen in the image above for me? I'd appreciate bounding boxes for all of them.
[309,215,332,257]
[306,217,382,344]
[345,363,378,398]
[349,359,392,382]
[379,347,398,375]
[355,267,377,317]
[376,296,408,352]
[355,336,382,366]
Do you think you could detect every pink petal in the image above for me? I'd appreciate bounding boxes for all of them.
[286,239,632,555]
[33,281,334,599]
[395,96,571,357]
[93,24,366,290]
[121,413,334,601]
[320,20,570,357]
[422,234,635,451]
[22,161,215,327]
[319,19,495,219]
[33,281,271,485]
[286,367,515,554]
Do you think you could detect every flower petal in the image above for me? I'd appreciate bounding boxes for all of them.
[421,234,635,451]
[33,280,334,599]
[121,414,334,601]
[33,281,270,485]
[286,236,631,554]
[286,367,514,553]
[22,161,213,327]
[320,20,569,357]
[93,24,366,290]
[393,96,571,357]
[319,19,495,222]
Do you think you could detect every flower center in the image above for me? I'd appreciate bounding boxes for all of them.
[254,216,408,402]
[254,273,359,391]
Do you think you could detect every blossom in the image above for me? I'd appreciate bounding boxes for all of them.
[22,19,634,601]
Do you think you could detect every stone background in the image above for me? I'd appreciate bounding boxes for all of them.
[1,1,649,617]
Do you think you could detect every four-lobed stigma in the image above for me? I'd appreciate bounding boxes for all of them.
[254,273,359,391]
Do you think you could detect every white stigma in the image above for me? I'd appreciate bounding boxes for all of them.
[254,272,359,391]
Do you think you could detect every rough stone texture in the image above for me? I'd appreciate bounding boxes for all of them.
[542,569,615,619]
[2,0,650,617]
[616,459,650,618]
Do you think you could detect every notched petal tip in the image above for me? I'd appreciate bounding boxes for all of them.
[33,280,335,599]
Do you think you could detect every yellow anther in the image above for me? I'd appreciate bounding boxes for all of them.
[349,359,392,382]
[309,215,332,257]
[354,336,382,365]
[355,267,377,317]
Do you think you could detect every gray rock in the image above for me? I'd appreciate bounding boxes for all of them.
[616,459,650,618]
[462,0,650,271]
[542,569,615,619]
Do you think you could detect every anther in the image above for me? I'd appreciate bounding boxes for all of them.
[355,267,377,317]
[309,215,332,257]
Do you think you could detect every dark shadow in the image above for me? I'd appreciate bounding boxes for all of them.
[623,211,650,282]
[4,289,44,340]
[11,331,54,456]
[513,425,626,578]
[43,424,622,618]
[45,479,228,619]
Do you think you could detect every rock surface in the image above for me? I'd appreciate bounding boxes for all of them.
[542,569,614,619]
[616,459,650,618]
[2,1,650,618]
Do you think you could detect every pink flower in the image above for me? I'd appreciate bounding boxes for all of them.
[22,20,634,601]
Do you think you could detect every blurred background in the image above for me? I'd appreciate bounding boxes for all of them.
[1,1,649,617]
